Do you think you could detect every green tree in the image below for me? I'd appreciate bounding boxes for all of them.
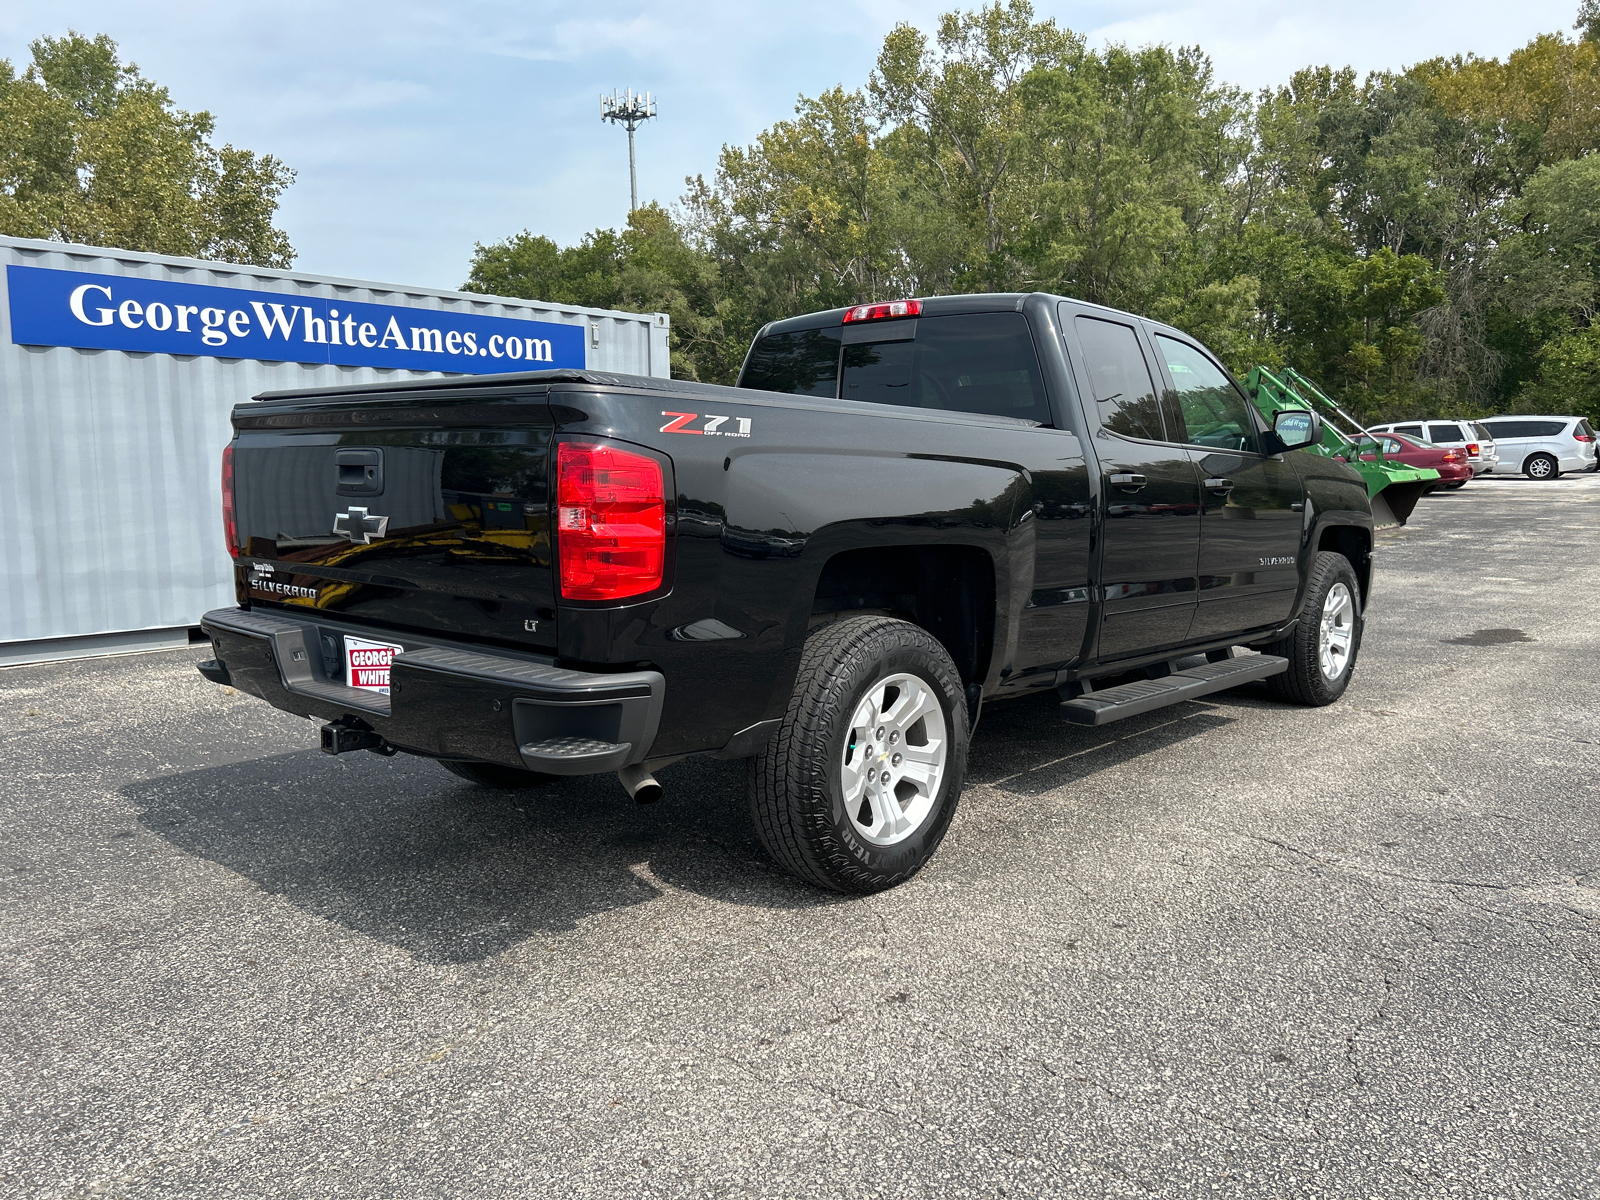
[0,32,294,266]
[1580,2,1600,44]
[464,203,740,383]
[1020,43,1246,311]
[870,0,1079,290]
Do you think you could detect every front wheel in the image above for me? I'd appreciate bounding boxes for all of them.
[1525,454,1559,480]
[748,616,968,893]
[1261,551,1363,706]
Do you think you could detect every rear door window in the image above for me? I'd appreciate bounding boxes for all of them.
[1074,316,1165,441]
[1394,424,1424,437]
[1153,335,1256,451]
[739,328,843,397]
[1484,421,1526,438]
[1428,422,1464,442]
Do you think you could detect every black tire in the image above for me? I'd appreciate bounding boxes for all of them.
[1445,480,1467,490]
[1525,454,1559,480]
[437,759,562,788]
[748,615,968,893]
[1261,551,1363,706]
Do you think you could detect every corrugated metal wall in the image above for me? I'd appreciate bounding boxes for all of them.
[0,235,670,656]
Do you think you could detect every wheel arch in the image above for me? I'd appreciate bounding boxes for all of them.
[1316,522,1372,607]
[808,543,998,690]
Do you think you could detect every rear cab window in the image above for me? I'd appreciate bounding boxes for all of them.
[739,328,842,397]
[742,312,1051,425]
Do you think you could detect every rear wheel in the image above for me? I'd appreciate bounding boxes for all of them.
[1525,453,1559,480]
[1262,551,1362,706]
[748,615,968,893]
[438,759,561,788]
[1445,480,1467,490]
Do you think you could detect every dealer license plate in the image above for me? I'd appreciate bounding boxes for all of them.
[344,635,404,694]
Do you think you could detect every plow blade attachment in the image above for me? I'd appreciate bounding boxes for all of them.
[1371,481,1430,529]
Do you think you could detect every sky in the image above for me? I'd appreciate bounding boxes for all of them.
[0,0,1583,291]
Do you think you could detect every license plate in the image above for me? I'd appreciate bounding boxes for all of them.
[344,635,404,694]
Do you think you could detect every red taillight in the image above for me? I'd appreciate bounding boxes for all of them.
[1465,443,1480,455]
[842,298,922,324]
[1576,433,1596,442]
[221,443,239,557]
[1442,450,1464,462]
[556,441,666,601]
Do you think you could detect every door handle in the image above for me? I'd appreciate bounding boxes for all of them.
[1108,473,1146,490]
[1204,477,1234,494]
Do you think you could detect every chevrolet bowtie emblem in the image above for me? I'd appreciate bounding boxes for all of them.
[333,507,390,544]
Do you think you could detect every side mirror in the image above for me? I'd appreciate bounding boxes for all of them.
[1273,408,1320,450]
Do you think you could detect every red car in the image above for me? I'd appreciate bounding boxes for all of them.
[1360,432,1473,489]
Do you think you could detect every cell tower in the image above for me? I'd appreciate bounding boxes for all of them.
[600,89,658,215]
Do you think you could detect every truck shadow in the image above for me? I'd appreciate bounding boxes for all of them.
[125,750,803,965]
[123,690,1248,965]
[970,688,1239,795]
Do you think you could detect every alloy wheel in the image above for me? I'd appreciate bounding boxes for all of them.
[840,673,947,846]
[1318,582,1355,682]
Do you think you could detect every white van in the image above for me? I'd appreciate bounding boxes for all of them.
[1476,416,1598,480]
[1368,420,1498,476]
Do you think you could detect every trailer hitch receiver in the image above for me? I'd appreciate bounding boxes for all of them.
[320,716,394,756]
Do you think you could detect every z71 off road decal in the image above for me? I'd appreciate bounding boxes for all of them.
[661,411,752,438]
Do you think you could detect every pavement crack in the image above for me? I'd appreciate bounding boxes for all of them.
[1243,833,1515,892]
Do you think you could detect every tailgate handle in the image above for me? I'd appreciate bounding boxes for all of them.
[335,448,384,496]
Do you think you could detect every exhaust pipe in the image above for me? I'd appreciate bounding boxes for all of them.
[618,762,663,804]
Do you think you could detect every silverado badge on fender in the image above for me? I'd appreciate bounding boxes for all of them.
[333,507,390,544]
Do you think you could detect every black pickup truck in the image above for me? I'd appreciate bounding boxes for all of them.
[199,292,1371,892]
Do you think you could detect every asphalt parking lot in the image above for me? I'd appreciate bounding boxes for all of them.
[4,471,1599,1199]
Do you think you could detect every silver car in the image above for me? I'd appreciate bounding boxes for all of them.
[1369,420,1498,476]
[1477,416,1599,480]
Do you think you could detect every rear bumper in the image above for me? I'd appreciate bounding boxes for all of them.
[199,607,663,775]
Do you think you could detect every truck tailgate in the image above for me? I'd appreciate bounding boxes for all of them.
[230,393,556,654]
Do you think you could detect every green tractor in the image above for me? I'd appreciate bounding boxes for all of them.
[1243,366,1437,529]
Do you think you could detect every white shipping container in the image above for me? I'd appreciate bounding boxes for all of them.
[0,234,670,665]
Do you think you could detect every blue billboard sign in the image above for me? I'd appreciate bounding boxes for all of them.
[5,264,584,374]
